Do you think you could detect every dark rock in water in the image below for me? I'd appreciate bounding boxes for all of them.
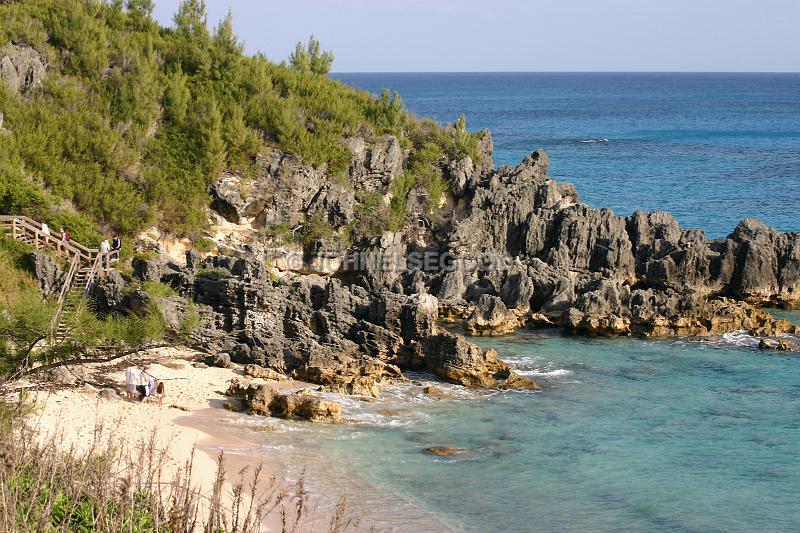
[758,337,797,351]
[422,386,451,400]
[223,399,245,412]
[464,294,524,336]
[423,446,464,457]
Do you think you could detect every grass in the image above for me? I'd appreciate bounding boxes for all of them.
[0,396,360,532]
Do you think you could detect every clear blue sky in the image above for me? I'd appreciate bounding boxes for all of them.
[152,0,800,72]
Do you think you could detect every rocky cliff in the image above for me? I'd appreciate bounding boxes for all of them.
[437,147,798,336]
[90,130,798,397]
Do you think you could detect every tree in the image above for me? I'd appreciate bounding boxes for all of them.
[171,0,211,75]
[210,10,243,87]
[163,67,191,126]
[289,35,334,75]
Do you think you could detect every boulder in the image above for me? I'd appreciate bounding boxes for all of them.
[423,446,463,457]
[47,366,80,385]
[225,380,342,423]
[758,337,797,351]
[422,386,451,400]
[208,353,232,368]
[22,252,64,297]
[243,364,289,381]
[132,256,165,282]
[464,294,524,336]
[0,43,46,95]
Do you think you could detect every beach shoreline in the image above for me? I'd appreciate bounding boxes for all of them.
[20,347,308,531]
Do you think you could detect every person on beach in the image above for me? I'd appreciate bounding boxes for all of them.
[140,365,155,400]
[155,381,165,407]
[124,363,139,401]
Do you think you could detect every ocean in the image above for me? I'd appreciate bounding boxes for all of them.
[198,74,800,532]
[334,72,800,239]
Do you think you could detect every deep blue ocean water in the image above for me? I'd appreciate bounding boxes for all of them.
[208,74,800,532]
[333,73,800,239]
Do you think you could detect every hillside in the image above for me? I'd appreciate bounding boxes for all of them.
[0,0,480,244]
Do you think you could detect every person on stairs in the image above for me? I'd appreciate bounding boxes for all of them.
[40,222,50,248]
[100,238,111,272]
[59,227,69,254]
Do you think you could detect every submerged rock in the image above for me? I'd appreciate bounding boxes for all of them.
[423,446,464,457]
[758,337,797,351]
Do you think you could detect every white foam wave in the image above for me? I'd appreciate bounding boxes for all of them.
[718,331,761,348]
[578,138,610,143]
[517,368,571,377]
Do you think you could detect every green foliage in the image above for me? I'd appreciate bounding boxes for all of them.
[299,212,335,244]
[261,222,294,244]
[191,236,215,252]
[141,280,176,298]
[0,0,479,243]
[387,172,415,231]
[289,35,334,75]
[353,190,387,238]
[196,266,231,279]
[178,299,200,341]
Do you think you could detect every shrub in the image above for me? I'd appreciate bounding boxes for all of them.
[0,0,480,243]
[196,266,231,279]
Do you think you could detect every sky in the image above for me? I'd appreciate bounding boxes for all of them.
[152,0,800,72]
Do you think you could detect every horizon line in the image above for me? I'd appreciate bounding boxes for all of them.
[331,70,800,75]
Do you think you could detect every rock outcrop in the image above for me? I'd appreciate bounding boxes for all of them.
[106,248,538,395]
[78,123,798,403]
[436,148,799,336]
[0,43,46,95]
[22,251,64,297]
[225,378,342,423]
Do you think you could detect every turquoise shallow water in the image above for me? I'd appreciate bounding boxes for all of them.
[319,326,800,532]
[204,74,800,531]
[205,319,800,532]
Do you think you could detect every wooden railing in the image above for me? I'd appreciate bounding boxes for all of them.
[0,215,97,261]
[0,215,119,339]
[48,252,80,334]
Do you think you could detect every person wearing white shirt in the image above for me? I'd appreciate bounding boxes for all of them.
[99,239,111,270]
[140,365,155,399]
[40,222,50,247]
[124,364,139,401]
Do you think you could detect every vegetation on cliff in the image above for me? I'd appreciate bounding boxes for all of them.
[0,0,481,242]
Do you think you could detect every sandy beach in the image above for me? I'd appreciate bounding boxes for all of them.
[23,347,313,532]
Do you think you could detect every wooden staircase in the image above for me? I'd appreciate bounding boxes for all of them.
[0,215,118,342]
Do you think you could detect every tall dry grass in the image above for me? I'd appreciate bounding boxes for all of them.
[0,393,360,532]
